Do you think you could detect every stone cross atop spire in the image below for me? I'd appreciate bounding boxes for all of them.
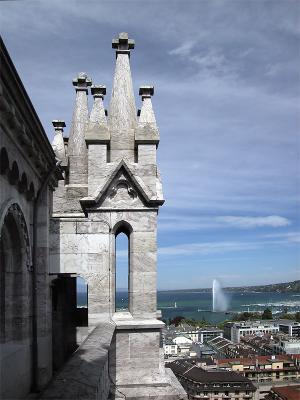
[112,32,135,57]
[72,72,92,92]
[108,33,137,161]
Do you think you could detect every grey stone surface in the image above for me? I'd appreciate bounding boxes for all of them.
[68,73,91,186]
[135,86,160,145]
[48,32,185,399]
[39,321,115,400]
[108,47,137,135]
[0,39,60,397]
[86,85,110,144]
[51,120,67,165]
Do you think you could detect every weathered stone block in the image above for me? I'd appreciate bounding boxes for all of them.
[76,220,109,234]
[138,144,156,165]
[131,231,157,253]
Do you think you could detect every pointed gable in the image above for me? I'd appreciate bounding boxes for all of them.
[80,160,164,212]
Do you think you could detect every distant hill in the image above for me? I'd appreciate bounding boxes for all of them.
[159,280,300,294]
[225,280,300,293]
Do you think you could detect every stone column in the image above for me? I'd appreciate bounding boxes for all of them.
[86,85,110,196]
[68,72,91,186]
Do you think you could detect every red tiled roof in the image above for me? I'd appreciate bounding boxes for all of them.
[216,355,293,366]
[271,385,300,400]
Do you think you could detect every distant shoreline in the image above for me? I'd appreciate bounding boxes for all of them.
[157,280,300,294]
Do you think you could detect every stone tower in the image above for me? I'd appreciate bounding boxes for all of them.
[50,33,186,398]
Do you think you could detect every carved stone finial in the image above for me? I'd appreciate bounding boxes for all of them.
[112,32,135,57]
[52,120,66,132]
[91,85,106,99]
[135,85,159,144]
[72,72,92,92]
[52,120,67,164]
[139,86,154,100]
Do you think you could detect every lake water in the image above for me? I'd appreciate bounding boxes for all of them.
[77,290,300,324]
[158,291,300,324]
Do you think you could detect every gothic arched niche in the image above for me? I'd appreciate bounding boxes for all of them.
[0,147,9,174]
[0,203,31,342]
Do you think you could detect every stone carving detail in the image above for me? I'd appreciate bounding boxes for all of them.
[4,203,31,271]
[109,178,137,203]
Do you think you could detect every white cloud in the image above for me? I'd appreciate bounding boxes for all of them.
[169,40,196,57]
[159,214,291,231]
[263,231,300,243]
[158,240,258,257]
[215,215,291,228]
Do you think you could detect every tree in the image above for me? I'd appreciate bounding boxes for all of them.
[169,316,185,326]
[262,308,273,320]
[295,312,300,322]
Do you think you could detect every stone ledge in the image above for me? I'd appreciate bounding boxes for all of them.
[112,314,165,330]
[38,320,115,400]
[111,368,187,399]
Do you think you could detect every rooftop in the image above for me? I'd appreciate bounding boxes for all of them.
[167,360,256,388]
[268,385,300,400]
[216,355,295,366]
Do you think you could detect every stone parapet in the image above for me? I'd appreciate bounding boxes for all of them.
[39,320,115,400]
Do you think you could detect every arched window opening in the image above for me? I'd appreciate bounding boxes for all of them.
[115,232,129,312]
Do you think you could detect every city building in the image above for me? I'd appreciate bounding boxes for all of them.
[240,330,300,356]
[224,321,280,343]
[207,336,257,359]
[167,323,206,342]
[167,359,257,400]
[265,385,300,400]
[273,337,300,355]
[199,327,224,343]
[216,355,300,383]
[241,334,277,356]
[278,321,300,337]
[192,343,217,358]
[164,339,179,357]
[216,355,300,400]
[174,335,194,345]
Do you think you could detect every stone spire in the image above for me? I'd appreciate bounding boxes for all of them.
[90,85,107,124]
[51,120,67,165]
[85,85,109,143]
[108,33,137,134]
[135,86,159,144]
[68,72,91,184]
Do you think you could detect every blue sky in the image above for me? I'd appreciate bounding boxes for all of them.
[1,0,299,289]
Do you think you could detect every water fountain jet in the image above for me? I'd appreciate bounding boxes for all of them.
[212,279,228,312]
